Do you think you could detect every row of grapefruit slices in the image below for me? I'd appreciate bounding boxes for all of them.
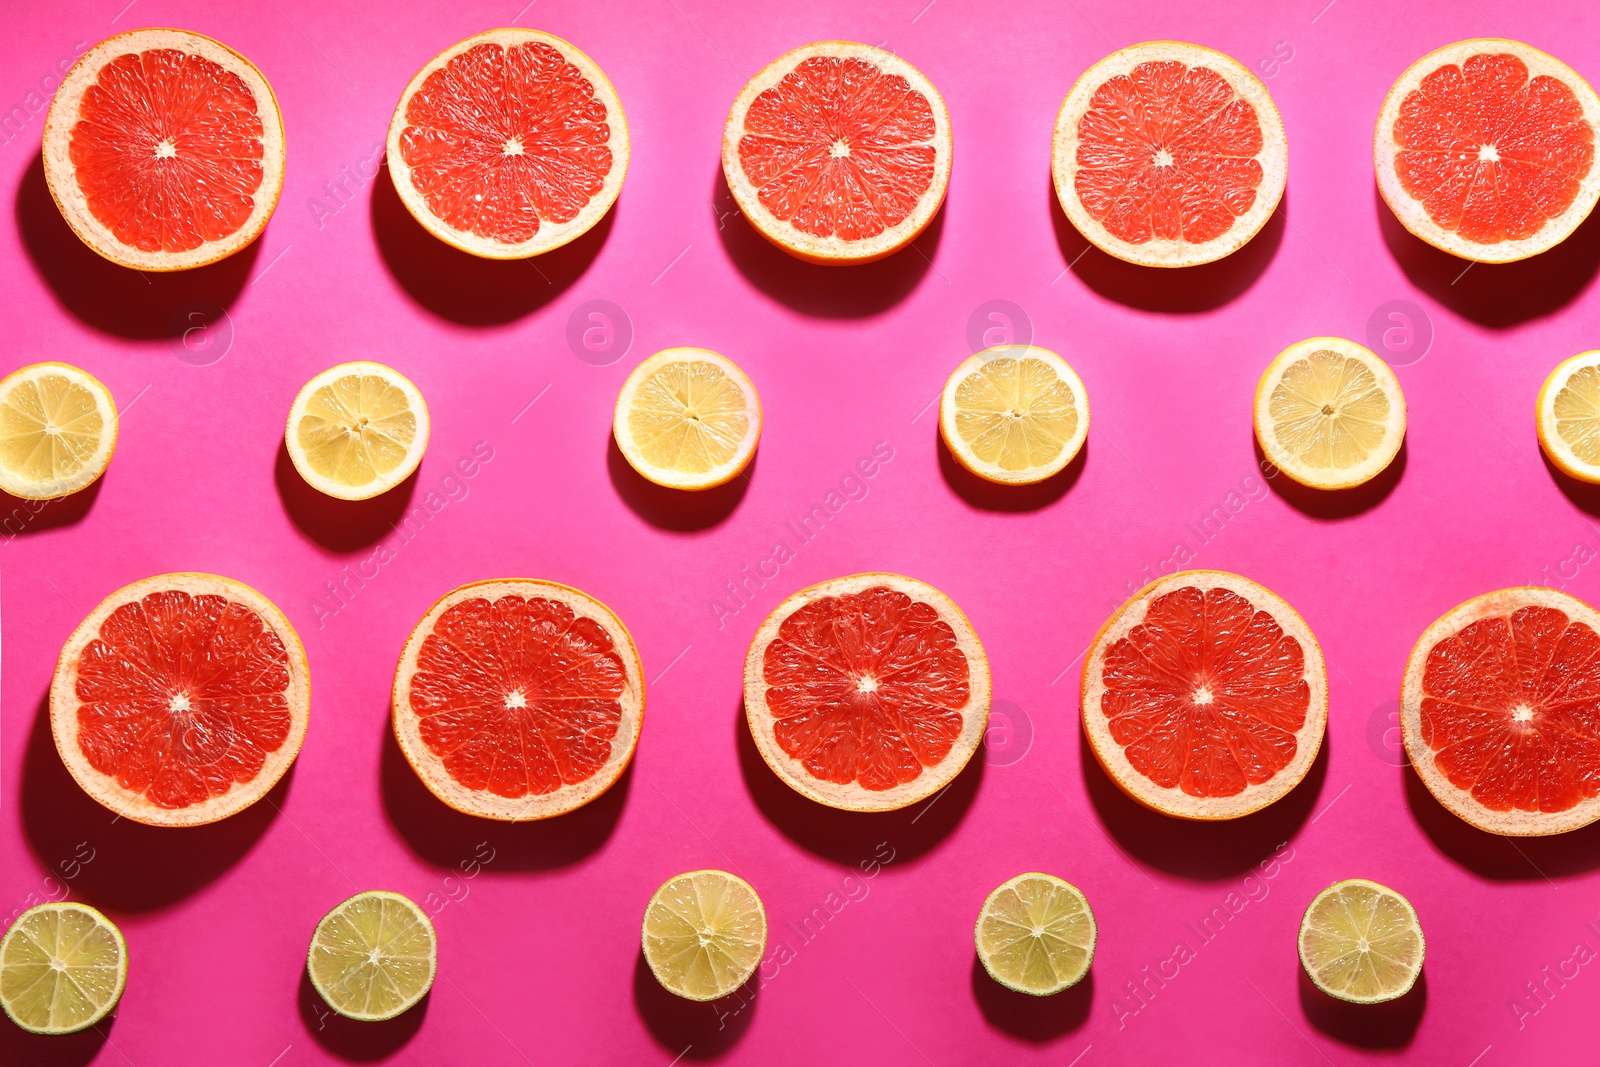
[38,29,1600,274]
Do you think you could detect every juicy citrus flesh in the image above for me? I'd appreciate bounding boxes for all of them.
[949,353,1081,476]
[1299,880,1423,1004]
[291,365,426,497]
[760,585,971,792]
[1099,584,1310,798]
[409,594,629,800]
[1393,51,1593,247]
[0,903,126,1035]
[0,365,113,499]
[308,892,436,1021]
[1267,349,1392,472]
[737,53,937,241]
[399,39,614,246]
[976,874,1096,996]
[1075,59,1264,245]
[70,46,265,253]
[622,353,756,484]
[1539,354,1600,481]
[643,871,766,1002]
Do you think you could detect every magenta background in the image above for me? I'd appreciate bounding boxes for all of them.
[3,0,1600,1063]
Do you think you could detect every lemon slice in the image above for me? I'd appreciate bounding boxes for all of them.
[939,346,1088,485]
[0,362,117,500]
[307,891,436,1021]
[286,363,429,500]
[642,870,766,1001]
[0,902,127,1035]
[613,349,761,490]
[1298,879,1424,1004]
[1254,338,1406,490]
[975,873,1096,995]
[1537,351,1600,483]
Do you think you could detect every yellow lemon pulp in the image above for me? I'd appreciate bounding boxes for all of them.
[288,363,428,500]
[1553,363,1600,464]
[0,364,116,499]
[955,357,1079,471]
[629,363,747,474]
[1268,350,1391,470]
[975,873,1096,995]
[642,870,767,1001]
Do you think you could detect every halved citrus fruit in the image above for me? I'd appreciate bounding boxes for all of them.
[1052,41,1287,267]
[0,362,117,500]
[285,362,430,501]
[642,870,766,1002]
[387,28,628,259]
[43,28,284,271]
[744,573,990,811]
[1254,337,1407,491]
[722,42,952,264]
[612,348,761,490]
[1376,40,1600,263]
[307,891,436,1022]
[51,573,309,827]
[1082,571,1327,820]
[1537,351,1600,483]
[975,873,1096,996]
[1401,587,1600,835]
[1299,879,1424,1004]
[0,903,127,1035]
[392,579,644,820]
[939,345,1089,485]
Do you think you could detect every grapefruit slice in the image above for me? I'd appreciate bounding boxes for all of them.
[939,345,1089,485]
[0,362,118,501]
[1401,587,1600,835]
[1376,40,1600,263]
[43,28,285,271]
[307,891,436,1022]
[392,579,644,820]
[1537,351,1600,483]
[1082,571,1327,819]
[285,362,430,501]
[641,870,767,1002]
[743,573,990,811]
[1052,41,1287,268]
[1299,879,1424,1004]
[50,574,309,826]
[975,873,1096,996]
[387,28,628,259]
[0,903,127,1035]
[722,42,952,264]
[1254,337,1407,491]
[612,348,762,490]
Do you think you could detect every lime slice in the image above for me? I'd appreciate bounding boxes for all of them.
[642,870,767,1001]
[975,873,1096,995]
[1299,878,1424,1003]
[0,902,127,1034]
[307,891,436,1021]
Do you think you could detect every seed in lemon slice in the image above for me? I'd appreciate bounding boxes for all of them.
[0,902,127,1035]
[307,891,436,1022]
[286,363,429,501]
[613,349,761,490]
[975,873,1096,996]
[1299,879,1424,1004]
[642,870,767,1002]
[1254,338,1406,490]
[1537,351,1600,483]
[940,346,1088,485]
[0,362,117,500]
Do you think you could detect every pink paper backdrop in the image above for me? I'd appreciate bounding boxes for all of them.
[4,0,1600,1063]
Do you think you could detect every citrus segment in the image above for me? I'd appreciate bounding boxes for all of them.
[1299,879,1424,1004]
[1053,42,1287,267]
[1401,587,1600,835]
[0,903,127,1035]
[744,573,990,811]
[612,349,762,490]
[722,42,952,263]
[0,362,117,500]
[939,346,1089,485]
[975,874,1096,996]
[1537,351,1600,483]
[1082,571,1327,819]
[1254,337,1407,491]
[307,891,436,1022]
[388,28,628,259]
[286,363,430,501]
[642,870,766,1002]
[43,29,285,271]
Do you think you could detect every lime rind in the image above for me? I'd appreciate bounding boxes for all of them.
[0,902,128,1035]
[307,891,437,1022]
[975,873,1096,996]
[1298,878,1424,1004]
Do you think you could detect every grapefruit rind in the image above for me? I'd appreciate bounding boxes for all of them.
[1374,39,1600,264]
[721,41,953,265]
[1051,41,1288,268]
[641,869,768,1002]
[1400,586,1600,836]
[612,348,763,491]
[742,572,991,812]
[391,578,645,821]
[1536,351,1600,484]
[49,573,310,827]
[1081,570,1328,820]
[0,362,119,501]
[0,902,128,1035]
[285,362,431,502]
[1298,879,1424,1005]
[386,28,629,260]
[1253,337,1408,491]
[42,28,286,272]
[939,345,1090,486]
